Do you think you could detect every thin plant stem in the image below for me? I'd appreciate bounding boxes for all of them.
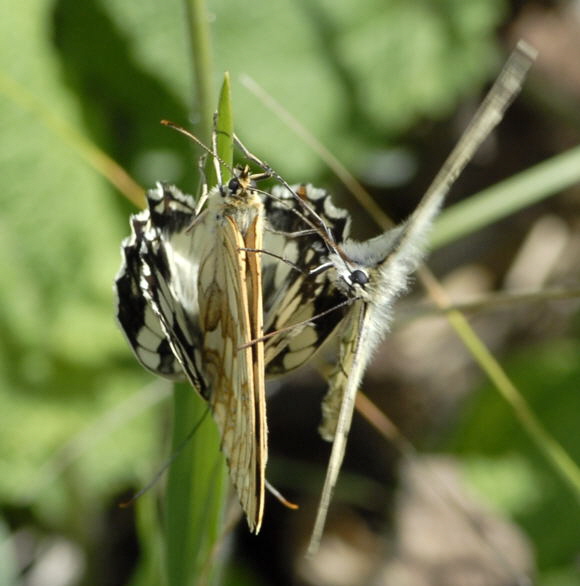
[184,0,214,144]
[419,266,580,502]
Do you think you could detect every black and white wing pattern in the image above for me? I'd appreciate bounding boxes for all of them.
[262,184,351,374]
[115,183,207,392]
[304,41,536,554]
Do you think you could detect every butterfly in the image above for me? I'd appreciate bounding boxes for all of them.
[115,153,350,533]
[291,40,538,555]
[116,161,274,532]
[115,39,535,548]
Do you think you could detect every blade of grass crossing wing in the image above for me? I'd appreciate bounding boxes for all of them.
[164,79,232,586]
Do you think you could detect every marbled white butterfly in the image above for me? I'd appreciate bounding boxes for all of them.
[284,41,536,555]
[116,161,274,532]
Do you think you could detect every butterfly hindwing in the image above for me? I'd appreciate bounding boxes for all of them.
[115,184,204,384]
[262,184,351,374]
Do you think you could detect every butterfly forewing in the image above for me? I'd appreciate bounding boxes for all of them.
[197,175,267,533]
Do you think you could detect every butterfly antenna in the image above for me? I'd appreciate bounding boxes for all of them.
[252,185,342,246]
[119,407,211,507]
[234,134,351,260]
[239,246,308,275]
[235,134,333,237]
[161,119,236,182]
[239,298,352,350]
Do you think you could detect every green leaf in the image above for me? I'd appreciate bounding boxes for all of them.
[215,72,234,182]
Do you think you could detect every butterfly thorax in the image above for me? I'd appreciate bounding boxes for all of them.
[206,168,264,236]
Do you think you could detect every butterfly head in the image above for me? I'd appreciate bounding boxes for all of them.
[219,165,249,198]
[339,266,371,299]
[219,165,270,200]
[349,269,369,286]
[329,252,371,297]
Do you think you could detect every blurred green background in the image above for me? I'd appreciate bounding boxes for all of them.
[1,0,579,585]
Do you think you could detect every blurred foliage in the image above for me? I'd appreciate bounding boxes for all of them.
[1,0,578,585]
[454,336,580,575]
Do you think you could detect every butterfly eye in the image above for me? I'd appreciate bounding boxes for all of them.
[228,178,240,193]
[350,269,369,285]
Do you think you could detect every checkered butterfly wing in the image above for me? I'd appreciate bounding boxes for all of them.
[261,184,352,375]
[115,183,207,393]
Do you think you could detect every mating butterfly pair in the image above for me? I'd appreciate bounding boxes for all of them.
[115,41,535,554]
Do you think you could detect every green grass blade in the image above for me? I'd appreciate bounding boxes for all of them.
[207,72,234,187]
[216,73,234,181]
[0,72,145,207]
[184,0,214,145]
[165,384,227,586]
[164,71,233,586]
[431,144,580,248]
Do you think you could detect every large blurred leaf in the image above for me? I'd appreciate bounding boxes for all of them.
[98,0,506,178]
[0,0,163,522]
